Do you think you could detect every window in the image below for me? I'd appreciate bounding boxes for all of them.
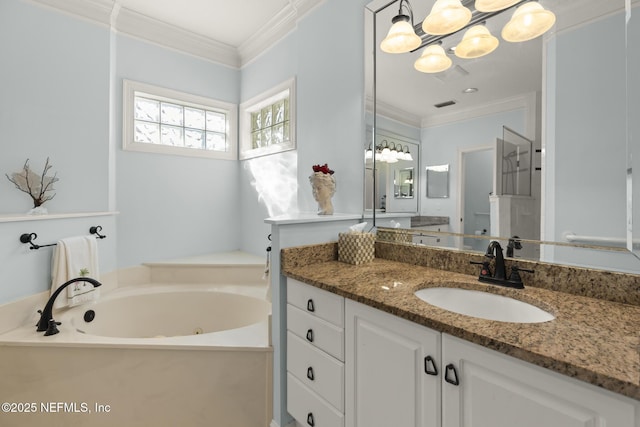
[239,78,296,160]
[123,80,237,160]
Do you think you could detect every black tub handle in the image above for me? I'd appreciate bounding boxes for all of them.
[306,329,314,342]
[307,299,315,312]
[307,412,315,426]
[307,366,315,381]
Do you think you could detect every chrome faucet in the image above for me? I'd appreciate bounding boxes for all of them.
[36,277,102,335]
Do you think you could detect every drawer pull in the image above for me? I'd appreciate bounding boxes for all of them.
[306,366,315,381]
[424,355,438,376]
[307,299,315,312]
[307,412,315,426]
[445,363,460,386]
[306,328,314,342]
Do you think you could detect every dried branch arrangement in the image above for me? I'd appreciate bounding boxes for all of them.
[6,158,59,208]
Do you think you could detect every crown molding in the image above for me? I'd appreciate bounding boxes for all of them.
[31,0,325,69]
[365,96,422,128]
[238,0,325,66]
[115,7,239,68]
[421,93,536,129]
[29,0,113,27]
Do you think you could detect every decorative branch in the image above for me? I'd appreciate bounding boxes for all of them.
[5,157,59,208]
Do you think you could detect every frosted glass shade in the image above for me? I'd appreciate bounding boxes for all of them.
[502,2,556,42]
[455,25,499,59]
[422,0,472,35]
[414,44,452,73]
[380,16,422,53]
[474,0,520,12]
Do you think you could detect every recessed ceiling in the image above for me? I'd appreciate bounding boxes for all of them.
[119,0,290,48]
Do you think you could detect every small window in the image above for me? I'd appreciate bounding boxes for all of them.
[123,80,237,160]
[239,78,296,160]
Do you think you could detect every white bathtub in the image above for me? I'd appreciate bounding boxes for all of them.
[0,283,273,427]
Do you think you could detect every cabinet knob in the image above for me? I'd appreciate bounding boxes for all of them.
[307,366,315,381]
[424,355,438,376]
[307,412,315,426]
[445,363,460,386]
[307,299,315,312]
[306,329,314,342]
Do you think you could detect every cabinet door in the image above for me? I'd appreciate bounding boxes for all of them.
[345,300,441,427]
[442,333,639,427]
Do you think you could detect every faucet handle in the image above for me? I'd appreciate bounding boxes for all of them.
[44,319,61,336]
[508,265,534,286]
[470,260,492,278]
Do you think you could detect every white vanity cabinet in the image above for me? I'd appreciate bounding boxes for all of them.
[412,224,449,246]
[287,279,345,427]
[441,334,639,427]
[345,299,441,427]
[287,280,639,427]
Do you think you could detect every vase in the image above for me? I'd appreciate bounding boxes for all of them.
[309,172,336,215]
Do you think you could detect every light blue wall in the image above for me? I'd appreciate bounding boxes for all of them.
[114,35,242,267]
[0,0,371,303]
[0,0,116,304]
[546,11,632,271]
[0,0,110,213]
[239,0,369,255]
[420,110,526,230]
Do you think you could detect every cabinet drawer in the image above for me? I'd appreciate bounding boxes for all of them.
[288,332,344,412]
[288,373,344,427]
[288,279,344,327]
[288,304,344,361]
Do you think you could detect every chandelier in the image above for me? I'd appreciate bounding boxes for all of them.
[380,0,555,73]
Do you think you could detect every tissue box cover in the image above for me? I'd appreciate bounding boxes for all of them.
[377,229,412,243]
[338,232,375,265]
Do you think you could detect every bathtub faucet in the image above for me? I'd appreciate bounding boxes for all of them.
[36,277,102,336]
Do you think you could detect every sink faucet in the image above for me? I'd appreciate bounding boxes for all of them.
[36,277,102,335]
[470,241,534,289]
[485,240,507,280]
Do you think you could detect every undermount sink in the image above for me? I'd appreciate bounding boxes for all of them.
[414,287,555,323]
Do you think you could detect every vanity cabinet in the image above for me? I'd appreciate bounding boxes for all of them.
[287,279,345,427]
[287,280,639,427]
[441,333,638,427]
[412,224,449,247]
[345,299,441,427]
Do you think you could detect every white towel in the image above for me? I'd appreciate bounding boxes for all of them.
[50,235,100,309]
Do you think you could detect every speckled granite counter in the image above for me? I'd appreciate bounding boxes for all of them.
[281,243,640,400]
[411,215,450,227]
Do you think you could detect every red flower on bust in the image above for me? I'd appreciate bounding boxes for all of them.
[312,163,334,175]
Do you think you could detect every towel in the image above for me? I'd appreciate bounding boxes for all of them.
[50,235,100,309]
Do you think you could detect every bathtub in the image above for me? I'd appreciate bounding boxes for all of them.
[0,283,273,427]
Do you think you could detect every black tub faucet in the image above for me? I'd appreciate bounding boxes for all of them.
[36,277,102,335]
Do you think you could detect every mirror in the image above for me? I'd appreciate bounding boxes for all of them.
[395,168,414,198]
[426,164,449,198]
[366,0,640,272]
[365,130,419,212]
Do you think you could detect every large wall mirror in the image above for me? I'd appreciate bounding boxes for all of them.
[365,0,640,273]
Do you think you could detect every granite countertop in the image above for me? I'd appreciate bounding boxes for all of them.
[411,215,450,227]
[282,257,640,400]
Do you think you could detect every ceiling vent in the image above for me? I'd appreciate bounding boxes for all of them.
[434,100,457,108]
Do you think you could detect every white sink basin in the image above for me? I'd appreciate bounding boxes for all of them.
[414,287,555,323]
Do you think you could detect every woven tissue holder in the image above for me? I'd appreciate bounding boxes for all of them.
[338,232,375,265]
